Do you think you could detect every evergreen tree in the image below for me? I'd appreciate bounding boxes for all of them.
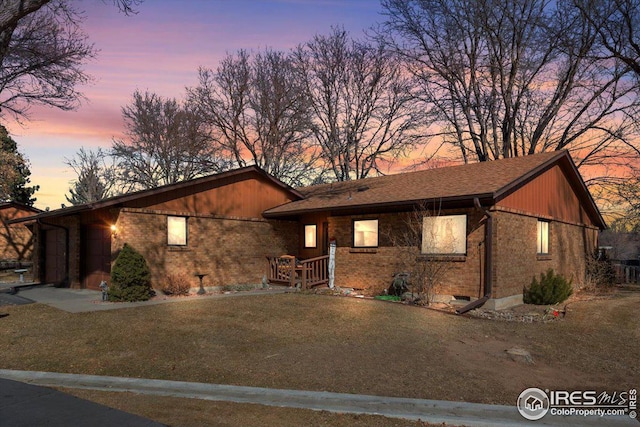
[108,243,153,302]
[0,125,38,206]
[65,148,115,205]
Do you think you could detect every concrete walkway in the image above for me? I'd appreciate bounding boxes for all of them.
[0,370,636,427]
[1,285,288,313]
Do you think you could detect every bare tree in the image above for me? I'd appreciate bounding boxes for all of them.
[380,0,640,182]
[0,0,142,120]
[112,90,228,190]
[65,147,117,205]
[385,203,455,304]
[293,27,422,181]
[189,49,319,186]
[616,166,640,229]
[574,0,640,78]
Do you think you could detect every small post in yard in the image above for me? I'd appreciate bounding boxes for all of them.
[195,273,208,295]
[99,280,109,301]
[328,238,336,289]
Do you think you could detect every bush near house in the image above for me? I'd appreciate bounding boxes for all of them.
[585,250,616,289]
[161,273,192,296]
[523,269,573,305]
[108,243,153,302]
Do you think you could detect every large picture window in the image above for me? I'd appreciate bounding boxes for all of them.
[537,220,549,254]
[353,219,378,248]
[421,215,467,255]
[167,216,187,246]
[304,224,317,248]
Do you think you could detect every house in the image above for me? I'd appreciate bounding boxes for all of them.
[12,167,301,289]
[0,201,41,264]
[13,150,605,310]
[263,150,605,310]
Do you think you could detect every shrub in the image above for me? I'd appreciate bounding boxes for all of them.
[585,250,616,289]
[523,269,573,305]
[108,243,153,302]
[161,273,192,296]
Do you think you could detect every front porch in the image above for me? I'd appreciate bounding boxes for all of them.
[266,255,330,289]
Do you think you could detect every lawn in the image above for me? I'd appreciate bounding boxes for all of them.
[1,288,638,425]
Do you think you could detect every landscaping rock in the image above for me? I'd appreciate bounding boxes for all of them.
[506,347,534,364]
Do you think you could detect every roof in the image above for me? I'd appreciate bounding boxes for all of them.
[0,201,42,214]
[10,166,303,224]
[264,151,606,228]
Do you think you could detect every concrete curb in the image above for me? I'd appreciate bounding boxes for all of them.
[0,370,635,426]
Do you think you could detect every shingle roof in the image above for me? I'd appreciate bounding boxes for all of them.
[264,150,587,217]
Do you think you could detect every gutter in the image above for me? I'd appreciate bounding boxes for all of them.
[456,198,493,314]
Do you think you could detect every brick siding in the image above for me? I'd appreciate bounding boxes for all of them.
[328,209,485,298]
[112,209,298,289]
[327,208,597,302]
[492,210,598,298]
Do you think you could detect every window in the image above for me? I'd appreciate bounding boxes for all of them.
[537,220,549,254]
[421,215,467,255]
[304,224,317,248]
[353,219,378,247]
[167,216,187,246]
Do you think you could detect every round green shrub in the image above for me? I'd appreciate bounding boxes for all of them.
[108,243,153,302]
[523,268,573,305]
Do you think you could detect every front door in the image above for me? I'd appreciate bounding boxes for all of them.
[44,228,66,284]
[82,225,112,290]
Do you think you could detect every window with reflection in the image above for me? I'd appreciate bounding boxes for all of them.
[167,216,187,246]
[353,219,378,248]
[421,215,467,255]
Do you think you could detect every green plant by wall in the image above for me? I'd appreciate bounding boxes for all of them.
[523,269,573,305]
[108,243,153,302]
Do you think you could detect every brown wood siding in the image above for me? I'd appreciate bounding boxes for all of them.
[497,165,595,226]
[82,224,112,290]
[44,228,65,284]
[125,174,295,218]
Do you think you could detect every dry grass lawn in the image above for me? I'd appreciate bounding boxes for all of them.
[1,288,638,425]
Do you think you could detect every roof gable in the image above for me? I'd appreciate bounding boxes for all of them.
[0,202,42,220]
[12,166,302,223]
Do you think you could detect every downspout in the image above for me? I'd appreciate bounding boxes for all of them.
[37,218,70,287]
[456,198,493,314]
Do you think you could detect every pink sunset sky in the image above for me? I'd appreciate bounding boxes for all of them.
[5,0,383,210]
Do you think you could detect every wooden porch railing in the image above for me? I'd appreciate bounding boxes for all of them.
[266,255,329,289]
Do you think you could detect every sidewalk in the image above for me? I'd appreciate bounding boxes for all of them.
[0,370,636,427]
[1,285,288,313]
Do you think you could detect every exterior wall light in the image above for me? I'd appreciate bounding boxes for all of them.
[110,224,117,237]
